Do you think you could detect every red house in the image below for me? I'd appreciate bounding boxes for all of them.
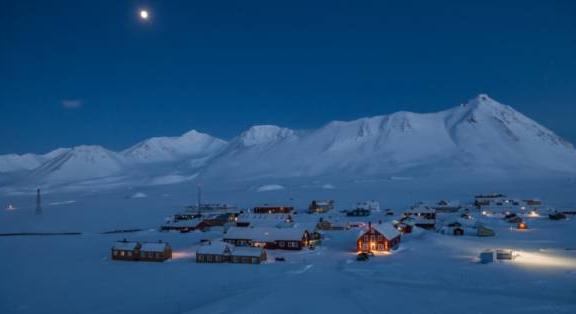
[253,205,293,214]
[357,223,401,253]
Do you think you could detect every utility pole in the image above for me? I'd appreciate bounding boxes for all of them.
[35,188,42,215]
[196,184,202,214]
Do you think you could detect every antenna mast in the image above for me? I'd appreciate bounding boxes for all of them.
[35,188,42,215]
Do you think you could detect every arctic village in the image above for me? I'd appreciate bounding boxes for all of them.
[1,95,576,314]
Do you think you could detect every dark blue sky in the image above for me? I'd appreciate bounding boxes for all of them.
[1,0,575,154]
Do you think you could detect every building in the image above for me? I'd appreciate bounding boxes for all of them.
[404,204,436,229]
[139,241,172,262]
[111,240,172,262]
[224,226,310,250]
[356,200,380,211]
[111,240,141,261]
[196,241,267,264]
[474,193,506,207]
[253,205,294,214]
[160,219,200,233]
[308,200,334,213]
[356,223,401,253]
[432,200,462,213]
[347,208,370,217]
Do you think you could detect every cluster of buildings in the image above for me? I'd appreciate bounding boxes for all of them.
[109,193,562,264]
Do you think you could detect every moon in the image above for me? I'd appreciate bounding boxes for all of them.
[139,10,149,20]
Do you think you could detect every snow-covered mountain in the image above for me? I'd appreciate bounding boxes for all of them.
[200,94,576,180]
[29,145,125,182]
[1,94,575,190]
[122,130,226,165]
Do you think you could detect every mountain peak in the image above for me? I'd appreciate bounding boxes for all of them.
[238,125,296,146]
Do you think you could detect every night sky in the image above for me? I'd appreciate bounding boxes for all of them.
[1,0,575,154]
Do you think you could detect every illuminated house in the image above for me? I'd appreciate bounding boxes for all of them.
[253,205,294,214]
[404,204,436,229]
[111,240,141,261]
[356,222,401,253]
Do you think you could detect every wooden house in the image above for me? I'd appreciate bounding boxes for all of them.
[196,241,266,264]
[223,227,310,250]
[308,200,334,213]
[253,205,294,214]
[404,204,436,229]
[139,241,172,262]
[160,219,200,233]
[111,240,141,261]
[356,223,401,253]
[347,208,370,217]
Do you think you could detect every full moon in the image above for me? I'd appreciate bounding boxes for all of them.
[139,10,149,20]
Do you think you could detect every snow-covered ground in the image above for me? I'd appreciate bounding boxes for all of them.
[1,176,575,314]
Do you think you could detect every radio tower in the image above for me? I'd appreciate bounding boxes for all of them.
[35,188,42,215]
[196,184,202,214]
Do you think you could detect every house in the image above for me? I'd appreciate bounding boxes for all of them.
[224,227,310,250]
[196,241,266,264]
[195,214,233,231]
[347,208,370,217]
[432,200,462,213]
[356,222,401,253]
[477,224,495,237]
[160,219,200,233]
[316,218,348,230]
[139,241,172,262]
[173,213,201,221]
[404,204,436,229]
[111,239,172,262]
[474,193,506,207]
[253,205,293,214]
[111,240,141,261]
[356,200,380,211]
[308,200,334,213]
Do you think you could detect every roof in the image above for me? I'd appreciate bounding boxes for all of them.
[358,224,400,240]
[232,247,265,257]
[163,219,201,227]
[112,241,139,251]
[224,226,307,242]
[140,242,169,252]
[196,241,232,255]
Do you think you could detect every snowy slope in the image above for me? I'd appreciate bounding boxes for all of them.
[0,148,70,173]
[201,95,576,180]
[2,94,575,190]
[122,130,227,164]
[29,145,125,182]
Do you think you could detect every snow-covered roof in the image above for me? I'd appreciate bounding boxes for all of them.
[112,241,139,251]
[163,219,201,227]
[140,242,169,252]
[196,241,232,255]
[225,226,307,242]
[358,224,400,240]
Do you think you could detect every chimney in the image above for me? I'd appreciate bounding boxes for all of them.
[368,221,372,229]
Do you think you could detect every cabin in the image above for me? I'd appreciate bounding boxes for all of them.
[173,213,201,221]
[308,200,334,213]
[253,205,293,214]
[223,227,310,250]
[316,218,347,230]
[111,240,141,261]
[404,204,436,229]
[356,200,380,211]
[139,241,172,262]
[196,241,266,264]
[195,214,232,231]
[433,200,462,213]
[356,223,401,253]
[160,219,200,233]
[474,193,506,207]
[347,208,370,217]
